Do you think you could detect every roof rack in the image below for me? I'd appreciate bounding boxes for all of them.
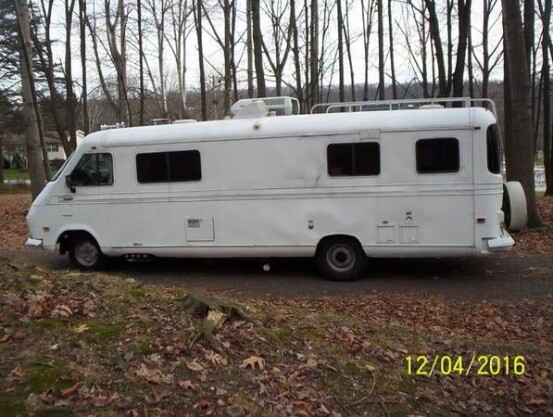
[311,97,498,119]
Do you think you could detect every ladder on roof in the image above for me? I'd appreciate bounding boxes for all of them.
[310,97,498,119]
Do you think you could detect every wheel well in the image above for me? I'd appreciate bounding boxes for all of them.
[57,230,98,255]
[315,234,364,256]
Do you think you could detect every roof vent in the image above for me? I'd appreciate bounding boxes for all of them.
[231,101,270,119]
[231,96,299,118]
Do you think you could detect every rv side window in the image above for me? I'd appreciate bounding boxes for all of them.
[69,153,113,186]
[327,142,380,176]
[487,124,501,174]
[416,138,459,174]
[137,150,201,183]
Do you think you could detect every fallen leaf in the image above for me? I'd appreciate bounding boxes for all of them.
[207,352,228,367]
[239,356,265,370]
[306,358,318,368]
[178,380,196,391]
[186,360,205,372]
[71,324,89,333]
[61,382,83,397]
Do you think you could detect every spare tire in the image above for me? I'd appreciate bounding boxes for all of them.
[502,181,527,231]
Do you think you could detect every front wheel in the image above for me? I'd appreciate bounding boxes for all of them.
[315,237,368,281]
[69,235,106,270]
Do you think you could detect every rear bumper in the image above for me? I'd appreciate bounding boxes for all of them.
[487,229,515,252]
[25,237,44,249]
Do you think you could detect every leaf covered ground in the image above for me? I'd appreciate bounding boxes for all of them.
[0,194,552,416]
[0,258,552,417]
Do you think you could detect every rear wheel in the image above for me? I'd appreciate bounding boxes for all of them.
[69,234,105,270]
[315,237,368,281]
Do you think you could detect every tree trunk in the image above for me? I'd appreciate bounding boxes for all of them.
[424,0,448,97]
[194,0,207,120]
[502,0,540,225]
[387,0,397,99]
[16,0,47,199]
[452,0,471,98]
[377,0,384,100]
[290,0,304,111]
[65,0,78,150]
[137,0,145,125]
[246,0,254,98]
[79,0,89,135]
[542,0,552,195]
[309,0,319,107]
[252,0,266,97]
[337,0,345,103]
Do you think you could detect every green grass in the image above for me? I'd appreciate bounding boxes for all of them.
[3,169,30,181]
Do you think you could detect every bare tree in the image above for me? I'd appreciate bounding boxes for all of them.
[399,1,434,98]
[202,0,236,115]
[137,0,145,125]
[309,0,319,107]
[79,0,89,134]
[252,0,266,97]
[145,0,170,117]
[502,0,540,225]
[452,0,472,98]
[246,0,254,97]
[377,0,385,99]
[65,0,78,150]
[361,0,376,100]
[538,0,552,194]
[166,0,193,118]
[472,0,502,99]
[193,0,207,120]
[15,0,47,198]
[388,0,397,99]
[105,0,132,124]
[31,0,70,153]
[261,0,292,96]
[289,0,305,110]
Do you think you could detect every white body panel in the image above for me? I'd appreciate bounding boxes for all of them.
[26,106,512,260]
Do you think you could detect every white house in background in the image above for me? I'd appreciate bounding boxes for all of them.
[2,130,85,168]
[44,130,86,161]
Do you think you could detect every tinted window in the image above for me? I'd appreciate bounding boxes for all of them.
[328,142,380,176]
[69,153,113,186]
[137,150,201,183]
[416,138,459,173]
[487,124,501,174]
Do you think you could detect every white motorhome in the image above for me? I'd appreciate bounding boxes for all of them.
[26,97,527,280]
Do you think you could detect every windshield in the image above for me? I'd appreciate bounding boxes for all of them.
[50,152,74,182]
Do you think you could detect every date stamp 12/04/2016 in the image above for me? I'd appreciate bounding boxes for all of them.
[405,355,526,377]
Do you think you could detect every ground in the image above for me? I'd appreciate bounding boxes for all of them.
[0,192,552,416]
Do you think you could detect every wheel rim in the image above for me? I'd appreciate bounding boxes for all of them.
[326,243,355,272]
[74,240,99,267]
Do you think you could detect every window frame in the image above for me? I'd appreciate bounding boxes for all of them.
[486,124,502,175]
[327,142,381,177]
[136,149,202,184]
[415,137,460,175]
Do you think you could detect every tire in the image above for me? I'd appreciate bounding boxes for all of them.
[68,234,106,270]
[315,237,368,281]
[502,182,527,232]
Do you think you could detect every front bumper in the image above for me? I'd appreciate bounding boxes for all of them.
[25,237,44,249]
[487,229,515,252]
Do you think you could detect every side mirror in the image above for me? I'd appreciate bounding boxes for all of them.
[65,175,76,193]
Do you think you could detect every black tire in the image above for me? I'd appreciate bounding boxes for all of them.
[68,234,106,270]
[315,237,368,281]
